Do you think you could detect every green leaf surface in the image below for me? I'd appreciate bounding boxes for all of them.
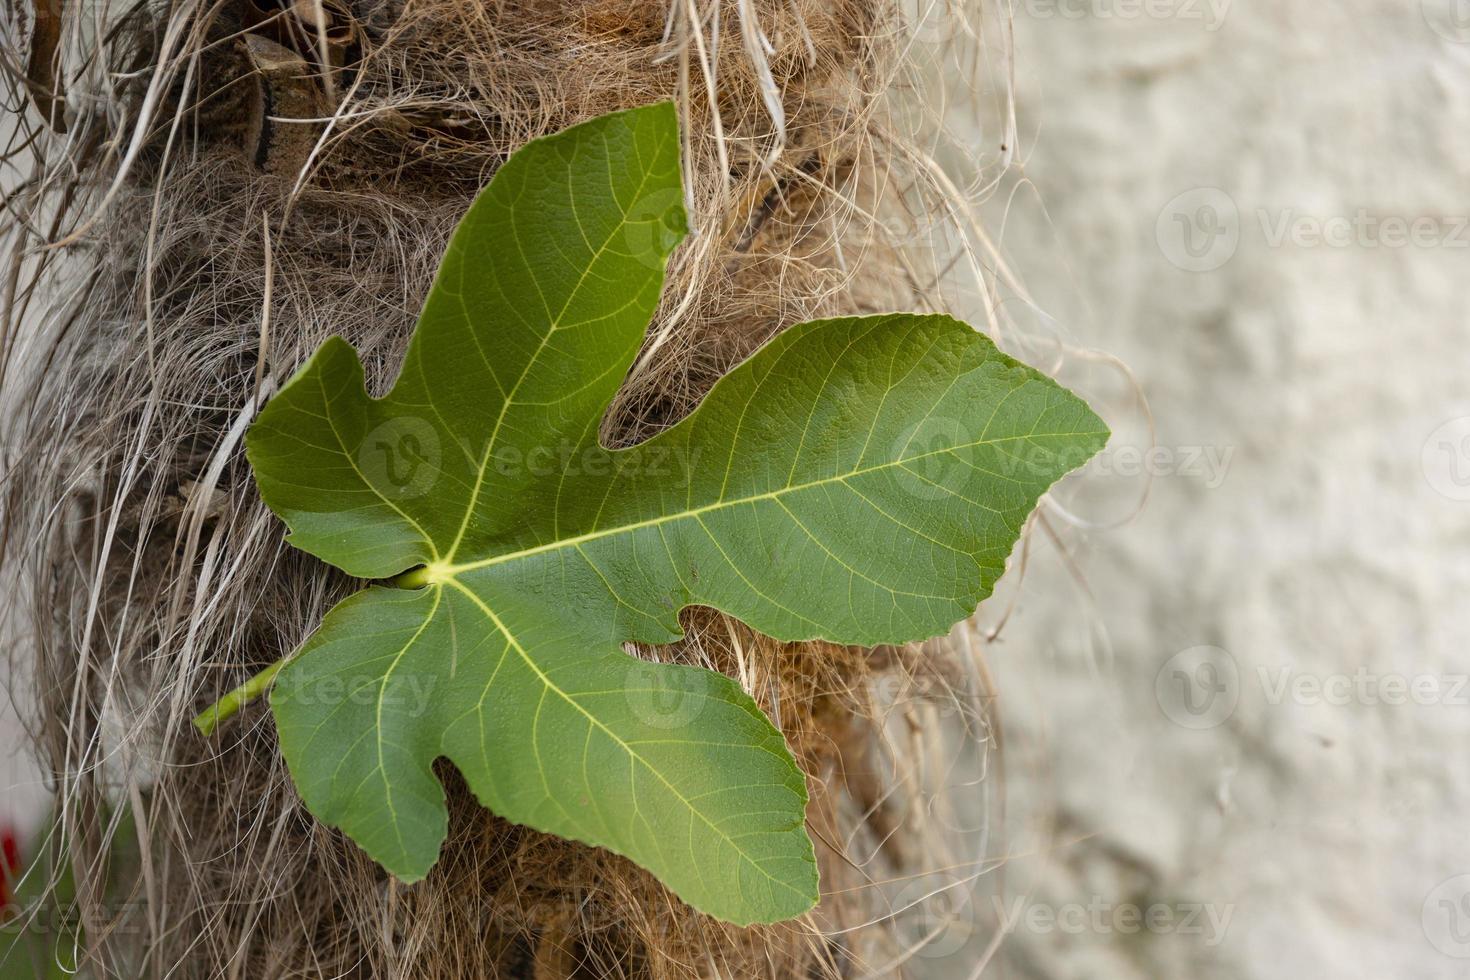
[243,102,1109,925]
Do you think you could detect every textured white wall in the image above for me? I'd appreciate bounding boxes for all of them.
[956,1,1470,977]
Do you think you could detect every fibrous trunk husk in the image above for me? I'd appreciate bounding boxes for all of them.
[1,1,1011,976]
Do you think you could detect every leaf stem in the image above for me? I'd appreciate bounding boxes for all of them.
[192,660,286,736]
[394,565,432,589]
[194,563,434,736]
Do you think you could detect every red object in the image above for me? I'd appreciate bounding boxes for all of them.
[0,823,18,915]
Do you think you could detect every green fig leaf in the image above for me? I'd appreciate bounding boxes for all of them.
[237,103,1108,925]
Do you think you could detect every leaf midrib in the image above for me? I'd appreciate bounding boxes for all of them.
[440,577,810,904]
[442,140,662,566]
[431,425,1104,581]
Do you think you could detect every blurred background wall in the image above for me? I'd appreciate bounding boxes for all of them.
[956,1,1470,977]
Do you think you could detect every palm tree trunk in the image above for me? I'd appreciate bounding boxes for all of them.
[1,1,1002,975]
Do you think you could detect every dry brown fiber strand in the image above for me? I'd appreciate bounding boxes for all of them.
[0,0,1005,976]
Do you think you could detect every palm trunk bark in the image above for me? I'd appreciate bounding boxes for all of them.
[1,1,1003,976]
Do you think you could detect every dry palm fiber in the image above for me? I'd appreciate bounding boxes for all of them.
[0,0,1020,976]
